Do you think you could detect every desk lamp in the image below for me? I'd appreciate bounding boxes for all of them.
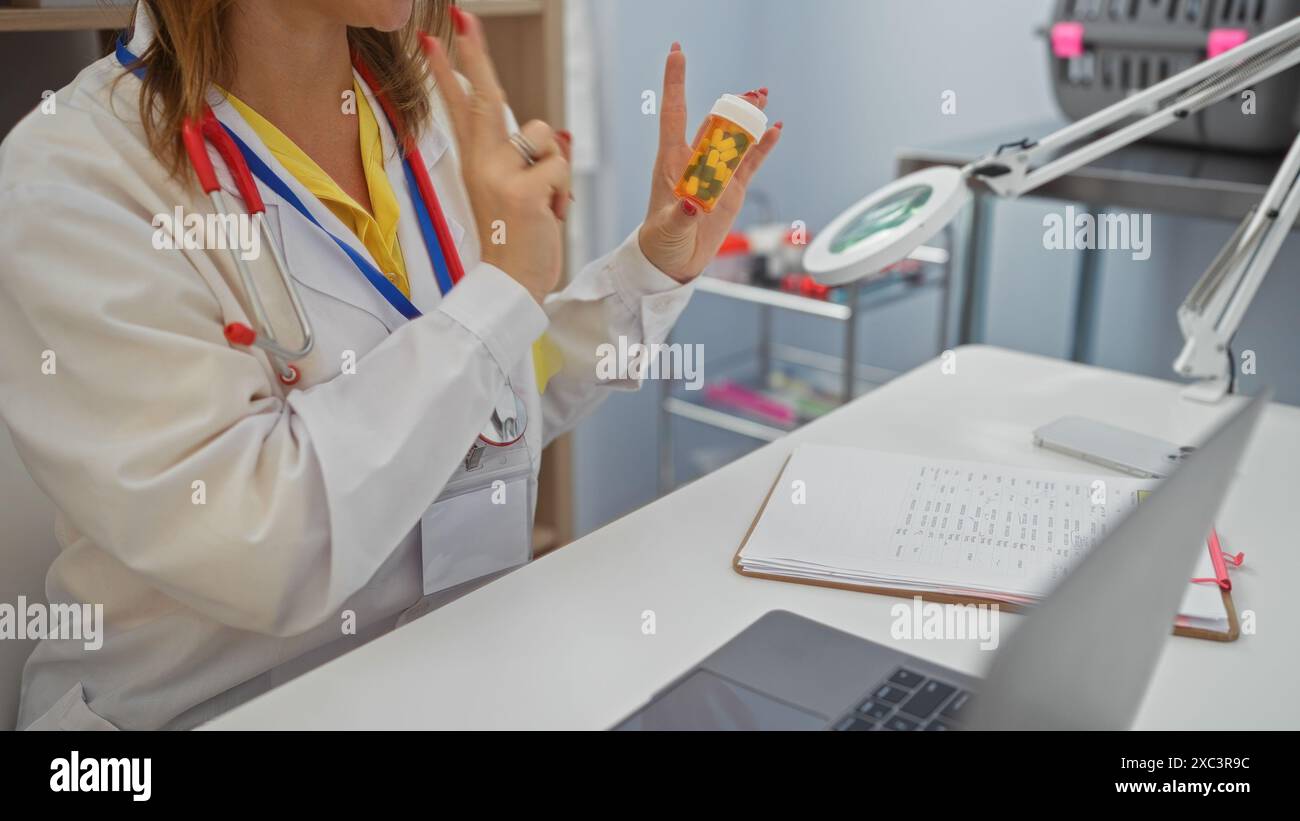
[805,16,1300,403]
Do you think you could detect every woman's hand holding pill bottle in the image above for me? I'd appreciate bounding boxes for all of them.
[638,43,783,283]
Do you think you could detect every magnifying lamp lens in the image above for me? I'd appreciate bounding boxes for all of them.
[829,184,933,254]
[804,166,969,286]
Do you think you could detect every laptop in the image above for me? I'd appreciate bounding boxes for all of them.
[614,392,1267,731]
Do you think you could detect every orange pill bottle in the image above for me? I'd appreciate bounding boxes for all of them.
[674,94,768,213]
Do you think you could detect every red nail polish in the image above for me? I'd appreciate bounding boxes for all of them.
[681,199,698,217]
[670,42,682,52]
[557,130,572,144]
[774,121,785,130]
[418,32,440,58]
[450,6,469,35]
[759,87,769,95]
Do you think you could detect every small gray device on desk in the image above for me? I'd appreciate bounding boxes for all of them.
[614,392,1266,731]
[1033,415,1194,478]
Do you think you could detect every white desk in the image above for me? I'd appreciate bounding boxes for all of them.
[207,346,1299,730]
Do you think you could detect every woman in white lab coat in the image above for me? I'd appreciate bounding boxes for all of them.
[0,0,780,730]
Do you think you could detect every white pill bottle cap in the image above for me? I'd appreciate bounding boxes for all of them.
[710,94,768,143]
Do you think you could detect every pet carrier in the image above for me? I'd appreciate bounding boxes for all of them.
[1047,0,1300,152]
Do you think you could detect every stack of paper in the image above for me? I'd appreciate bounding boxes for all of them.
[739,445,1228,627]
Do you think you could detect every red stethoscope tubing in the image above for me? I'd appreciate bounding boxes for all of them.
[178,37,465,387]
[176,36,526,447]
[181,111,312,386]
[359,36,526,448]
[181,113,265,210]
[354,37,466,289]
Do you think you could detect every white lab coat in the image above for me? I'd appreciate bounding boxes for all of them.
[0,13,694,730]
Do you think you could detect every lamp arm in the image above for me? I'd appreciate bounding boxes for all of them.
[947,15,1300,405]
[1174,130,1300,403]
[965,16,1300,198]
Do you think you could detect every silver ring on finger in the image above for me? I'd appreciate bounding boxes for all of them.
[509,131,540,166]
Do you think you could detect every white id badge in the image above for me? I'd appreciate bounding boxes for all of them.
[420,439,533,596]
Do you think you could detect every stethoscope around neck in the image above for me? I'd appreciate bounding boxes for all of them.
[115,34,527,448]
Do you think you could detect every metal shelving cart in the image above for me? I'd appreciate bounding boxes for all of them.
[658,229,955,492]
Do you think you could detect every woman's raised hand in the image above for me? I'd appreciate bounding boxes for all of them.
[423,9,570,305]
[638,44,783,283]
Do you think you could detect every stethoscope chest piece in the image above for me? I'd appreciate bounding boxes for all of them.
[478,387,528,447]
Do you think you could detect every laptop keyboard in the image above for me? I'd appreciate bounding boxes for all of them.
[832,666,971,731]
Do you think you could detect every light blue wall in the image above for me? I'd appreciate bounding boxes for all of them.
[574,0,768,533]
[571,0,1300,536]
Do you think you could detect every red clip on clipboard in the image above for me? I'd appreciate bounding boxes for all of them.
[1176,527,1243,641]
[1192,528,1245,591]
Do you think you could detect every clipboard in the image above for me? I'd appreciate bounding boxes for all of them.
[732,454,1241,642]
[1178,529,1242,642]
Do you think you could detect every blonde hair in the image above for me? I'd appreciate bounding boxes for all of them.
[126,0,452,178]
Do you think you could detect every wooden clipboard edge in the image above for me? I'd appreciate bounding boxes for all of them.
[1172,586,1240,642]
[733,452,1238,639]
